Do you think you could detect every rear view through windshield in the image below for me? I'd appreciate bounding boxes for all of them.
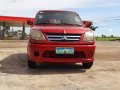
[35,11,82,26]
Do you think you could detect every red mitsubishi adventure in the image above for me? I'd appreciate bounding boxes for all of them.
[27,10,95,69]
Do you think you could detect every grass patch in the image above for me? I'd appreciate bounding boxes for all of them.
[96,37,120,41]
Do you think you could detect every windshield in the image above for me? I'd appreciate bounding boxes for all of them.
[35,11,82,26]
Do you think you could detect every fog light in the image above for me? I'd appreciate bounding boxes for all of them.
[34,51,39,57]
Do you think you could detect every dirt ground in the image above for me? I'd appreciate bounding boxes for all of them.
[0,40,120,90]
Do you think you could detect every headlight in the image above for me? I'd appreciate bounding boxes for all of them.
[83,31,94,42]
[30,30,45,40]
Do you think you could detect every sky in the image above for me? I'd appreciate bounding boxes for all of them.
[0,0,120,36]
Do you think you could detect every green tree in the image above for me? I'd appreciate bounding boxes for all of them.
[101,34,106,38]
[111,35,114,38]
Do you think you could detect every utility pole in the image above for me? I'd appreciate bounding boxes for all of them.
[22,22,25,40]
[1,22,5,40]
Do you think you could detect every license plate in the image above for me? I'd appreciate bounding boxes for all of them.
[56,47,74,54]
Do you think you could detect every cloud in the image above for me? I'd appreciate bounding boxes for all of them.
[0,0,23,3]
[7,0,23,3]
[0,0,120,17]
[109,29,113,32]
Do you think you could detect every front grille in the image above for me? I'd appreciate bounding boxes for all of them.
[42,51,85,58]
[46,34,81,42]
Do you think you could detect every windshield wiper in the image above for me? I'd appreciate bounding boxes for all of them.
[60,23,82,26]
[35,22,50,25]
[35,22,82,26]
[35,22,61,25]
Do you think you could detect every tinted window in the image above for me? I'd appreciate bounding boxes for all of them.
[35,11,82,26]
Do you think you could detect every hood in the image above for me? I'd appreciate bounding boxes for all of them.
[32,25,89,34]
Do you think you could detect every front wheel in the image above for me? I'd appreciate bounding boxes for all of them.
[82,62,93,69]
[28,59,37,69]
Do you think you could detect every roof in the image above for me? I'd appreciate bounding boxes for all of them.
[0,16,34,27]
[37,10,77,14]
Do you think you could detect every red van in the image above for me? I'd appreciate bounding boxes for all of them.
[27,10,95,69]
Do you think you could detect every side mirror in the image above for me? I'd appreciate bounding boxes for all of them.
[27,19,34,26]
[83,21,92,28]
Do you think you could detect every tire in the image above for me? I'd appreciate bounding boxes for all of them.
[28,59,37,69]
[82,62,93,69]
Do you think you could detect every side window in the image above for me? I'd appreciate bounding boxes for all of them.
[74,16,81,23]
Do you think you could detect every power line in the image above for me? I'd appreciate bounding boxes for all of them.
[91,15,120,23]
[92,18,120,23]
[98,18,120,22]
[98,16,120,20]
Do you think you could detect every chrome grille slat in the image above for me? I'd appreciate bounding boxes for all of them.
[46,34,81,42]
[49,38,80,41]
[47,35,62,38]
[49,38,64,41]
[65,36,80,38]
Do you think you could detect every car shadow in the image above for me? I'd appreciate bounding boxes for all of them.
[0,53,86,75]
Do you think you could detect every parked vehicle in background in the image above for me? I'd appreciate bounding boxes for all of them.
[27,10,95,69]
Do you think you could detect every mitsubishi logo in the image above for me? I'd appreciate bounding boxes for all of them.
[61,30,67,40]
[61,35,67,40]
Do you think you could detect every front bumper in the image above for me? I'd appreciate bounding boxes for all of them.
[27,43,95,63]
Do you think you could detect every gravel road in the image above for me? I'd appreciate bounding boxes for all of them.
[0,40,120,90]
